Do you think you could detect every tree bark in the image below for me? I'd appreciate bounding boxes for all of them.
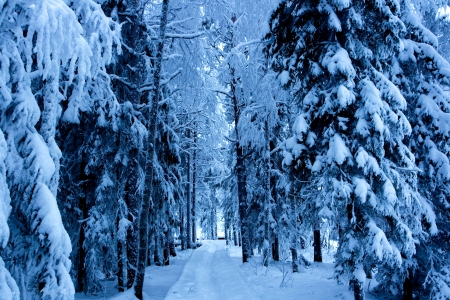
[313,229,322,263]
[164,231,170,266]
[154,234,162,266]
[117,235,127,292]
[272,236,280,261]
[225,220,229,246]
[186,130,192,249]
[135,0,169,298]
[192,129,197,247]
[403,268,413,300]
[126,149,140,289]
[352,278,365,300]
[180,202,186,250]
[231,70,251,263]
[291,246,298,273]
[77,153,88,293]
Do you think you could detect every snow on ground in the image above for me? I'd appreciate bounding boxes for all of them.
[165,240,258,300]
[227,243,379,300]
[75,240,379,300]
[75,250,190,300]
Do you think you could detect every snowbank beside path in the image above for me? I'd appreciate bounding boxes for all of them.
[75,255,188,300]
[228,245,379,300]
[165,240,258,300]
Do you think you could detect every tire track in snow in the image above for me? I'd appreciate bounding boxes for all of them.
[164,240,258,300]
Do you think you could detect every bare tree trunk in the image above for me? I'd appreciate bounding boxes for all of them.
[231,72,251,263]
[352,278,365,300]
[313,228,322,262]
[192,129,197,247]
[77,153,88,293]
[214,209,218,239]
[126,153,140,289]
[164,231,170,266]
[154,234,162,266]
[169,228,177,257]
[180,202,186,250]
[291,245,298,273]
[403,268,413,300]
[186,129,192,249]
[225,219,229,245]
[289,190,299,272]
[272,236,279,261]
[135,0,169,298]
[117,238,127,292]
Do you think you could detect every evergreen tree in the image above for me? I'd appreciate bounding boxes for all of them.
[0,131,19,299]
[56,0,121,294]
[393,4,450,297]
[266,1,436,298]
[0,0,99,298]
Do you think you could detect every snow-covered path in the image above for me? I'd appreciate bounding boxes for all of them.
[164,240,258,300]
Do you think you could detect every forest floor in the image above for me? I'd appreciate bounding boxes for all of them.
[75,240,379,300]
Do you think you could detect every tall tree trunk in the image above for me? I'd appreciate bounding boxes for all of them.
[290,194,299,272]
[352,278,365,300]
[186,131,192,249]
[214,209,218,239]
[313,228,322,263]
[117,234,127,292]
[135,0,169,298]
[225,219,229,246]
[272,236,279,262]
[169,227,177,257]
[263,119,271,266]
[77,153,88,293]
[291,244,298,273]
[126,149,140,289]
[180,203,186,250]
[164,231,170,266]
[231,70,251,262]
[192,126,197,247]
[154,234,162,266]
[403,268,413,300]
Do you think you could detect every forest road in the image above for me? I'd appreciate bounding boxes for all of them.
[164,240,259,300]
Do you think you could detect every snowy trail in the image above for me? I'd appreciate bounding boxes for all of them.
[164,240,259,300]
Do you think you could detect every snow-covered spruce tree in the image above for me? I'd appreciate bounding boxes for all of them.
[56,0,121,294]
[100,0,152,291]
[389,5,450,298]
[266,1,435,298]
[0,131,19,299]
[0,0,100,298]
[149,83,181,266]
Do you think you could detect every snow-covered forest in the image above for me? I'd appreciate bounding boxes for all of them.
[1,0,450,299]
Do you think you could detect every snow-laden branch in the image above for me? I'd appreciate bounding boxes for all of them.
[211,89,233,99]
[165,32,204,39]
[270,140,286,154]
[167,17,195,28]
[234,38,263,50]
[110,74,136,89]
[139,68,182,93]
[224,135,237,143]
[161,68,182,85]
